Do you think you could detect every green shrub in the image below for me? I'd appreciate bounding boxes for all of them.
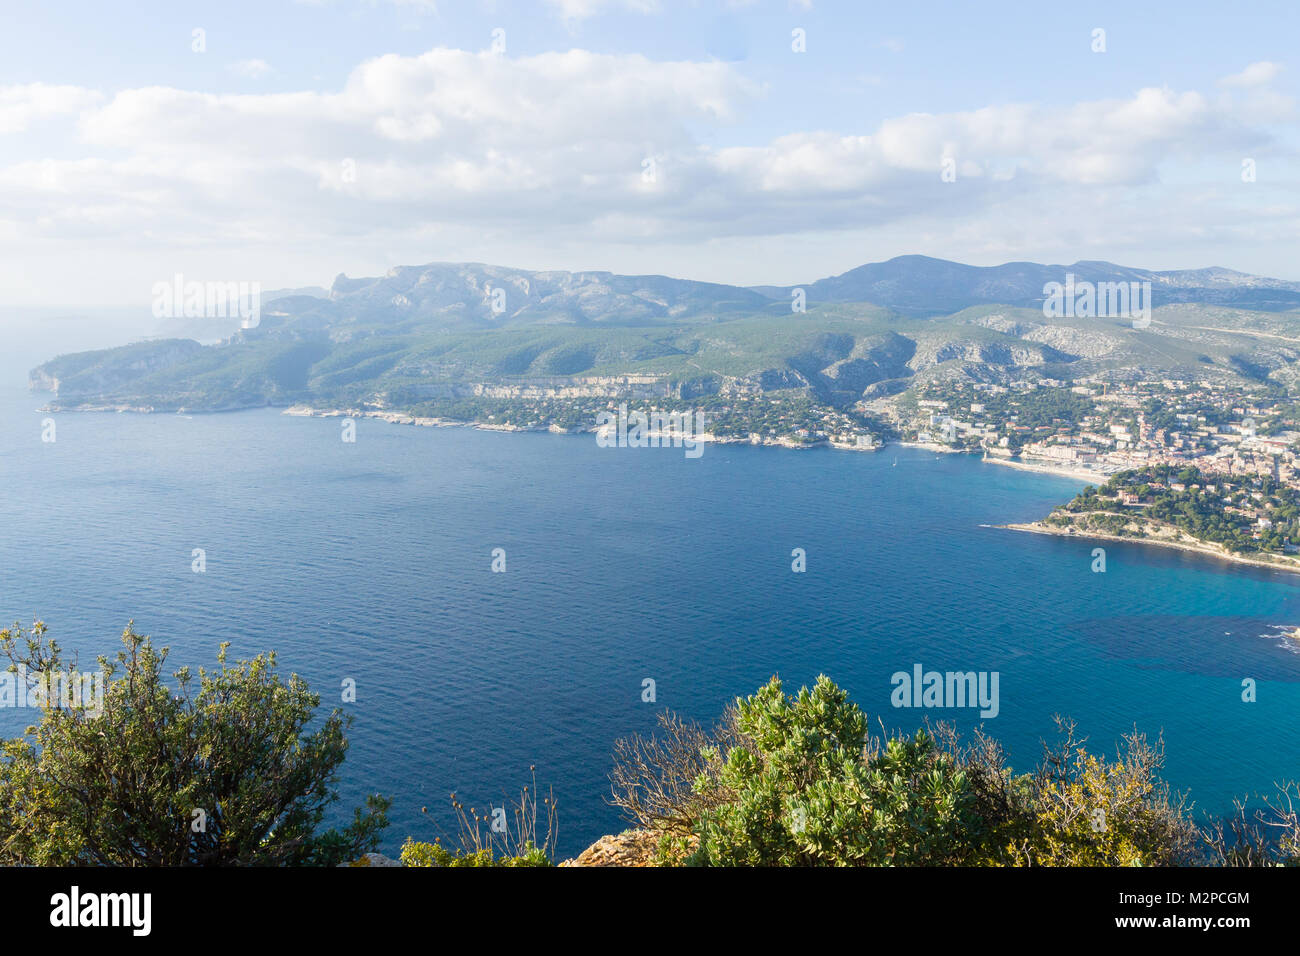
[0,621,388,866]
[1018,719,1199,866]
[689,675,982,866]
[400,838,550,867]
[614,676,1205,867]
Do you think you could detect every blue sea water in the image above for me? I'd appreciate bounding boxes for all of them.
[1,384,1298,858]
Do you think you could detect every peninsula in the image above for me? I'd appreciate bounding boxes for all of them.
[1005,465,1300,575]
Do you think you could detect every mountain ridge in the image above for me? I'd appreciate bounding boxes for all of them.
[28,255,1300,416]
[308,254,1300,325]
[748,255,1300,316]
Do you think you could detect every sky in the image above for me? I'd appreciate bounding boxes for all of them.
[1,0,1298,307]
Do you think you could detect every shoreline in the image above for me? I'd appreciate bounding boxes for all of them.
[28,395,1128,480]
[1002,520,1300,577]
[25,397,1203,484]
[978,455,1114,484]
[29,392,1300,580]
[20,396,1234,485]
[281,405,881,452]
[897,440,1116,483]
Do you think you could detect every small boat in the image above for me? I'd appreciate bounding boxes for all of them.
[892,457,897,467]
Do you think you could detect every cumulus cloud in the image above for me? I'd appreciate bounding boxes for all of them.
[0,46,1293,262]
[0,84,102,134]
[713,85,1232,198]
[1220,61,1283,88]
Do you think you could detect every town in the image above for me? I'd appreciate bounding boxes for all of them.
[884,375,1300,559]
[887,377,1298,484]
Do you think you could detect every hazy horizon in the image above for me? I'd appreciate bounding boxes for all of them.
[4,249,1300,313]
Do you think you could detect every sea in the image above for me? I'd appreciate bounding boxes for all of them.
[1,384,1298,857]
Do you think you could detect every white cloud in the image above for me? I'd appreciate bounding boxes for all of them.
[1220,61,1283,88]
[0,46,1295,299]
[228,59,274,79]
[0,84,102,134]
[717,86,1227,192]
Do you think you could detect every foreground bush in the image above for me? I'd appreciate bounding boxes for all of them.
[1018,718,1198,865]
[1205,785,1300,866]
[0,622,389,866]
[609,675,1266,867]
[690,676,981,865]
[400,840,550,867]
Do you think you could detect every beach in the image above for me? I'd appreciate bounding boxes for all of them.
[1003,519,1300,576]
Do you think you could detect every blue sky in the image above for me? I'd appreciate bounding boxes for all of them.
[1,0,1297,305]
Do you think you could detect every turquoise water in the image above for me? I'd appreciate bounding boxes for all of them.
[1,385,1298,856]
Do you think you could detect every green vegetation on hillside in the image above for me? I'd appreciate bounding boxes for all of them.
[32,294,1300,420]
[1047,466,1300,554]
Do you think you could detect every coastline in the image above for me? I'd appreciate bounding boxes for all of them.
[28,392,1300,581]
[979,455,1112,484]
[896,440,1113,484]
[1002,520,1300,577]
[24,397,1175,483]
[896,440,965,455]
[281,405,881,452]
[18,396,1228,487]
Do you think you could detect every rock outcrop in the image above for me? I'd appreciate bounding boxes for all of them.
[339,852,403,867]
[561,829,661,867]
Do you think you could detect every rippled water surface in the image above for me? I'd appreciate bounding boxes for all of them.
[2,387,1298,856]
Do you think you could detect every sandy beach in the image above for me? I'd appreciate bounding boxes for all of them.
[979,455,1113,484]
[1003,520,1300,576]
